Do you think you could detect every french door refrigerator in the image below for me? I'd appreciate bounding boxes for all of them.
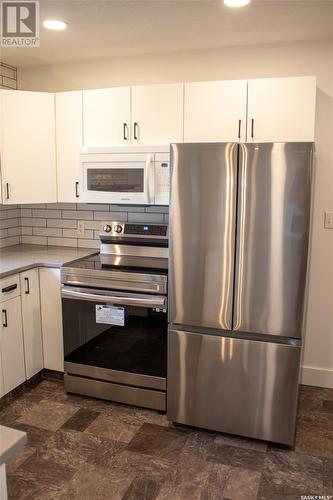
[168,142,313,445]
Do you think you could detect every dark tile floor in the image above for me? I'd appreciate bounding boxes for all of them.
[0,380,332,500]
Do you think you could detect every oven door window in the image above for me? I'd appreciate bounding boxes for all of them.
[62,298,167,378]
[87,168,144,193]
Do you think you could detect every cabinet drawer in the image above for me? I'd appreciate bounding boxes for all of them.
[0,274,20,302]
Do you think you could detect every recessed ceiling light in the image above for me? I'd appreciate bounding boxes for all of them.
[43,20,67,30]
[224,0,251,7]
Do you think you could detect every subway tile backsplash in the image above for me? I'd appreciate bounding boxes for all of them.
[0,203,169,249]
[0,205,21,248]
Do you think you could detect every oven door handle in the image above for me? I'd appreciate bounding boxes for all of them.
[61,287,166,308]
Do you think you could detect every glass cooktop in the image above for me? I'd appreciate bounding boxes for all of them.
[65,253,168,274]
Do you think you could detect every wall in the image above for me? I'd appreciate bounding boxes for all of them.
[0,205,21,248]
[20,203,168,248]
[15,39,333,388]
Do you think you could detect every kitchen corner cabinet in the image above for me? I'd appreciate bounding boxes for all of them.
[20,269,43,379]
[247,76,316,142]
[83,87,131,148]
[184,80,247,142]
[39,268,64,372]
[56,91,82,202]
[1,296,26,394]
[131,83,183,145]
[1,90,57,204]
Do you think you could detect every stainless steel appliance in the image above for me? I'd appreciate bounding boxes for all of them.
[80,149,170,205]
[61,221,168,411]
[168,142,313,445]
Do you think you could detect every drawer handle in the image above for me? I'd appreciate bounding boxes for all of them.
[2,309,7,328]
[2,284,17,293]
[24,277,30,295]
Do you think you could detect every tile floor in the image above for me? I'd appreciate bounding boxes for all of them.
[0,379,332,499]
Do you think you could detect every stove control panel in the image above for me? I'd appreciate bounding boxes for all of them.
[100,222,168,240]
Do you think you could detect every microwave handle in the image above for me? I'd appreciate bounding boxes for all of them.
[144,154,155,204]
[62,287,166,309]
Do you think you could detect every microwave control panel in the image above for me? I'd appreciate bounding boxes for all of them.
[154,155,170,205]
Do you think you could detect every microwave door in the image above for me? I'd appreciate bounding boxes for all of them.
[144,154,155,204]
[81,161,148,204]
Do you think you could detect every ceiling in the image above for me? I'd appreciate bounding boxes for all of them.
[2,0,333,68]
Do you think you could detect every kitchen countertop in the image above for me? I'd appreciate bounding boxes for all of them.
[0,426,27,465]
[0,244,97,279]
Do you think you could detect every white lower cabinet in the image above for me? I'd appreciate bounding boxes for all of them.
[1,296,26,394]
[20,269,43,379]
[39,268,64,372]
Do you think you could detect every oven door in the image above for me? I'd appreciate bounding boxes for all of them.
[80,153,155,204]
[61,286,167,390]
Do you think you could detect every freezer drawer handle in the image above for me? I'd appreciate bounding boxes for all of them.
[62,287,166,308]
[2,309,7,327]
[1,284,17,293]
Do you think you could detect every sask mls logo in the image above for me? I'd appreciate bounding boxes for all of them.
[1,1,39,46]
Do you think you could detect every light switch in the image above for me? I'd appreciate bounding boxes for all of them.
[324,211,333,229]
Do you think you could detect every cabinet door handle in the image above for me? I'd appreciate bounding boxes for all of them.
[1,284,17,293]
[5,183,9,200]
[123,123,128,141]
[2,309,7,328]
[133,122,139,141]
[24,277,30,295]
[251,118,254,140]
[75,181,79,198]
[238,119,241,140]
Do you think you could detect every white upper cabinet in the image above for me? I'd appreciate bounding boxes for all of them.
[1,90,56,204]
[131,83,184,146]
[83,87,131,148]
[56,91,82,202]
[247,76,316,142]
[184,80,247,142]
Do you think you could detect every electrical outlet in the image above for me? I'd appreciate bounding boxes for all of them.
[77,221,85,236]
[324,211,333,229]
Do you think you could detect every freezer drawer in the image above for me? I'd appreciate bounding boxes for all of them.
[167,329,301,445]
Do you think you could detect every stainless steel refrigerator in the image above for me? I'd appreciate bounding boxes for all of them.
[167,142,313,446]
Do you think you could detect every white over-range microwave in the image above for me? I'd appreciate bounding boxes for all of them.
[80,150,170,205]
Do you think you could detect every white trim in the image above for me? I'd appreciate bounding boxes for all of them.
[301,365,333,388]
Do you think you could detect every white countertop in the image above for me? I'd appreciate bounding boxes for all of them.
[0,244,97,279]
[0,426,27,465]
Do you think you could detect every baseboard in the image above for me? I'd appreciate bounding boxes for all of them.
[301,365,333,388]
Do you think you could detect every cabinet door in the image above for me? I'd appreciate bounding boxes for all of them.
[56,91,82,202]
[247,76,316,142]
[131,83,183,146]
[20,268,43,379]
[0,346,4,398]
[83,87,131,148]
[39,268,64,372]
[1,296,25,394]
[1,90,56,204]
[184,80,247,142]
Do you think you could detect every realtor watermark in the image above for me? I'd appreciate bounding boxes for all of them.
[1,1,39,46]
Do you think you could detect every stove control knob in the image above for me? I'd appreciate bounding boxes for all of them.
[103,224,111,233]
[114,224,123,233]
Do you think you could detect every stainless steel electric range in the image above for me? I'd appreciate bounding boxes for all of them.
[61,221,168,411]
